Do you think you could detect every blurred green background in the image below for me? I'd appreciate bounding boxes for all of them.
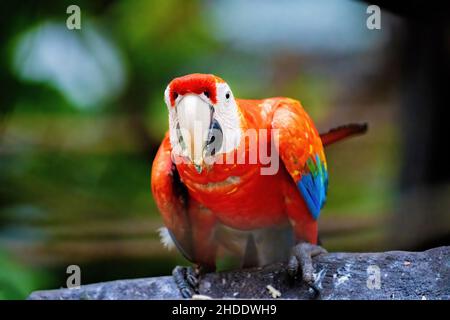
[1,0,449,299]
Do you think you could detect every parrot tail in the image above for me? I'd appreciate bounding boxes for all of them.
[320,123,368,147]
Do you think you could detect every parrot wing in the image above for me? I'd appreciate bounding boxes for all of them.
[271,99,328,220]
[151,133,194,261]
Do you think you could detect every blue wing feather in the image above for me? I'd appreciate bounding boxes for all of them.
[297,153,328,220]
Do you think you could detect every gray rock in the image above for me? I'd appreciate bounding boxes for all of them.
[28,246,450,300]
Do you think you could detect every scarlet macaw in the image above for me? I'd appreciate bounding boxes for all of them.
[151,73,366,297]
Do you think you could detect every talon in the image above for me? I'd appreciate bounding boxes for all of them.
[287,242,327,294]
[287,255,299,278]
[309,283,320,296]
[181,287,194,299]
[172,266,199,299]
[186,267,199,288]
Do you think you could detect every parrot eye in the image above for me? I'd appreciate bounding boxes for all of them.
[173,92,178,99]
[203,91,210,98]
[225,92,230,99]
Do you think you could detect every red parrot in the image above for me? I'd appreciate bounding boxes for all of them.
[151,73,367,297]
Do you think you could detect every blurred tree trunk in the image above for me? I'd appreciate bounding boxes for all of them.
[374,2,450,249]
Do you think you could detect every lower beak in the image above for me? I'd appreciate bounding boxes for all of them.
[176,94,211,171]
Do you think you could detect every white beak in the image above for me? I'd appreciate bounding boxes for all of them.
[176,94,211,171]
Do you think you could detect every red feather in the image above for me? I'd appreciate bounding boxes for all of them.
[320,123,368,147]
[168,73,224,106]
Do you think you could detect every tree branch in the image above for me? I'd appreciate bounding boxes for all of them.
[28,246,450,300]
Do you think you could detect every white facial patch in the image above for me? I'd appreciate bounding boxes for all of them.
[213,82,241,154]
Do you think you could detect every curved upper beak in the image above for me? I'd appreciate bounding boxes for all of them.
[176,94,212,172]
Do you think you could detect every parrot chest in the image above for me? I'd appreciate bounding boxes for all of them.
[178,162,294,230]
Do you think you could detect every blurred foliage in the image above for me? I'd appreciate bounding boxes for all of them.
[0,250,50,299]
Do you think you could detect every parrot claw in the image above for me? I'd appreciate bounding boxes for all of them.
[287,242,327,296]
[172,266,199,298]
[180,287,194,299]
[186,266,199,287]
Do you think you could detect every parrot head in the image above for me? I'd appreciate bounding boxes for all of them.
[164,74,242,173]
